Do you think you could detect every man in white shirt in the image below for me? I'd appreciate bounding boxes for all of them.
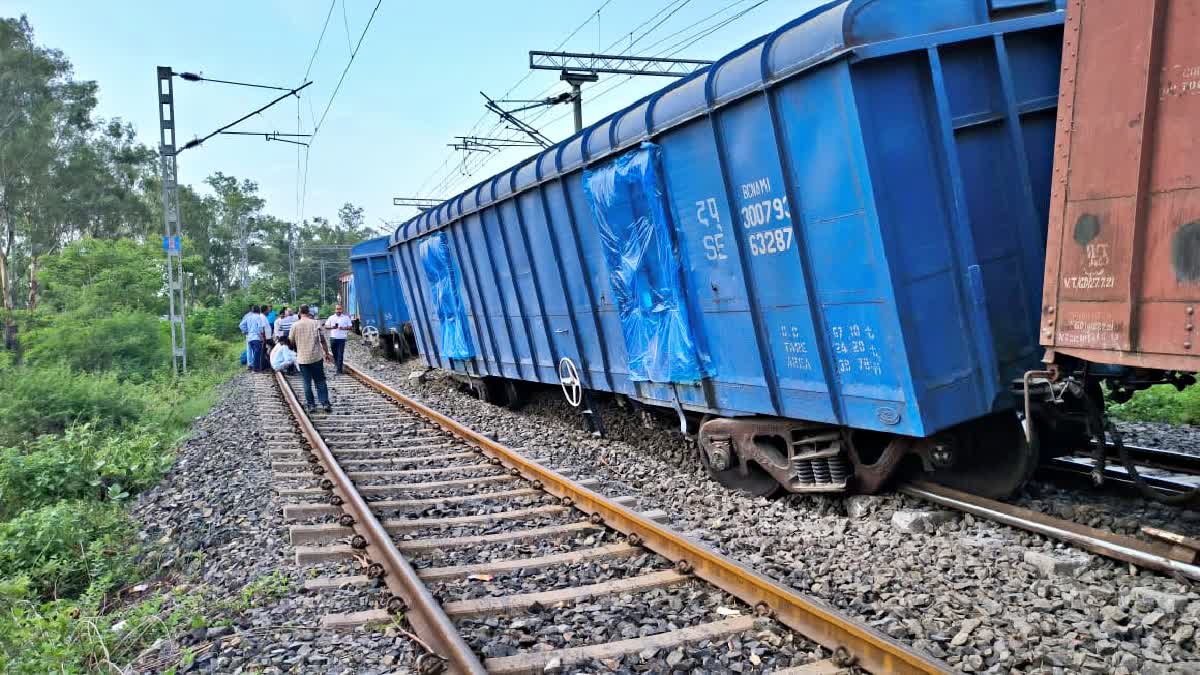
[270,338,298,374]
[324,304,353,375]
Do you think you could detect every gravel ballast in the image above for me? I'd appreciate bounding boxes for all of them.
[129,373,419,673]
[348,339,1200,674]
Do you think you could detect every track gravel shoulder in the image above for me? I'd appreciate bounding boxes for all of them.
[348,339,1200,674]
[127,373,417,674]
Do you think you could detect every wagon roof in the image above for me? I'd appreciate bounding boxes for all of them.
[390,0,1065,247]
[350,234,391,261]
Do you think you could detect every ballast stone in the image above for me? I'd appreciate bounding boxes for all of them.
[891,509,956,534]
[1023,549,1091,578]
[844,495,880,519]
[1132,587,1193,614]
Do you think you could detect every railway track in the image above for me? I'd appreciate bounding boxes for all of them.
[262,362,949,674]
[1043,443,1200,497]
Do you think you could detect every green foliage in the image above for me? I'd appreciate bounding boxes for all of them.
[0,365,146,444]
[1108,384,1200,425]
[37,239,166,315]
[0,424,174,519]
[0,501,132,599]
[23,311,167,378]
[0,577,218,673]
[231,572,290,612]
[188,289,256,340]
[0,578,88,674]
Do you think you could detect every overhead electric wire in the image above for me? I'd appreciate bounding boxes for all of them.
[413,0,618,200]
[303,0,338,81]
[426,0,770,200]
[295,0,383,234]
[179,81,313,153]
[312,0,383,137]
[176,73,294,91]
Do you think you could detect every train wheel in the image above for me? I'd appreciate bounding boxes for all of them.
[698,438,781,498]
[926,413,1038,499]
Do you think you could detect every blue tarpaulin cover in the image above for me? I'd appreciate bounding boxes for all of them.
[418,232,473,359]
[583,142,709,384]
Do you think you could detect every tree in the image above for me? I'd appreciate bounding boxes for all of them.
[0,17,72,352]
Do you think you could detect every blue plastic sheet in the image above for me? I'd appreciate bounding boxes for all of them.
[583,142,710,384]
[418,232,474,360]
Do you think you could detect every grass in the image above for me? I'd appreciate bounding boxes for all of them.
[1107,384,1200,425]
[0,347,243,672]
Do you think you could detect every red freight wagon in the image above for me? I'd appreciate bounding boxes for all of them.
[1033,0,1200,504]
[1042,0,1200,372]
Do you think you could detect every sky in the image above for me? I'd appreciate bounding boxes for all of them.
[6,0,826,231]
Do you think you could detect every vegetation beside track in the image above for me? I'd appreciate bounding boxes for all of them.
[1109,385,1200,426]
[0,239,244,672]
[0,14,386,670]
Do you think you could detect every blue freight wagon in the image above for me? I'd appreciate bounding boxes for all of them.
[350,235,414,359]
[391,0,1066,498]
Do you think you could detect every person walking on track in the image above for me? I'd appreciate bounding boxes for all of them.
[291,304,332,413]
[324,303,353,375]
[238,304,269,373]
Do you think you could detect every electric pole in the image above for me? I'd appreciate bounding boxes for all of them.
[237,212,251,290]
[320,259,327,307]
[527,51,713,133]
[157,66,188,376]
[288,226,298,305]
[154,67,311,374]
[560,71,599,133]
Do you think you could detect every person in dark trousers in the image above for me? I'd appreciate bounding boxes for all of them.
[324,303,353,375]
[290,304,332,412]
[238,304,268,373]
[263,304,276,349]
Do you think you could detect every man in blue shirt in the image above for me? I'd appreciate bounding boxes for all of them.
[238,305,269,373]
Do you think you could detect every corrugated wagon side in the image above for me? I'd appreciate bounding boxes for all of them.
[350,235,413,359]
[392,0,1067,497]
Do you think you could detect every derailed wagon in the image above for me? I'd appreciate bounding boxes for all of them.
[350,235,414,360]
[391,0,1068,498]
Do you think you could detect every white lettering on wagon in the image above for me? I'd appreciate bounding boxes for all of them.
[1161,64,1200,99]
[1063,242,1115,290]
[778,324,814,371]
[1057,315,1123,349]
[829,323,882,377]
[738,176,793,258]
[695,197,728,262]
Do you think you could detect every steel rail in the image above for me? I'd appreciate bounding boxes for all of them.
[272,372,487,675]
[1044,457,1196,496]
[1109,443,1200,475]
[345,364,949,675]
[902,481,1200,581]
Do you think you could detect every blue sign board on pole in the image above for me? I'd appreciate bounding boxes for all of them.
[163,236,181,254]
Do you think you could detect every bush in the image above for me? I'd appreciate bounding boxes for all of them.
[0,365,146,445]
[23,311,168,380]
[1109,384,1200,425]
[0,425,173,519]
[0,578,86,674]
[0,500,133,599]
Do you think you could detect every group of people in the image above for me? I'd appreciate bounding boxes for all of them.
[239,302,355,413]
